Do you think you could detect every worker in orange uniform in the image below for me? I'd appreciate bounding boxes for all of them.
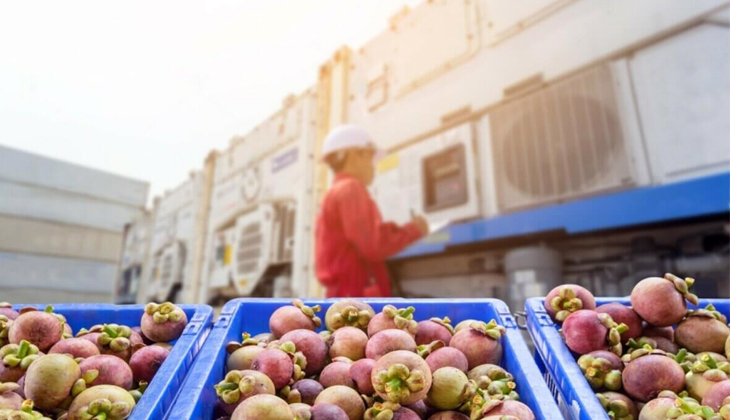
[315,125,429,298]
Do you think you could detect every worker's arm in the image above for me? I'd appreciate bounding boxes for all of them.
[337,180,424,262]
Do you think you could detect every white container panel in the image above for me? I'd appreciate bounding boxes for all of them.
[0,214,122,263]
[0,180,144,232]
[0,288,110,304]
[629,24,730,183]
[371,124,480,226]
[120,212,151,270]
[346,0,727,153]
[0,251,117,294]
[0,145,149,207]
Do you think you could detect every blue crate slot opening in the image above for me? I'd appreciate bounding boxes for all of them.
[168,298,564,420]
[525,297,730,420]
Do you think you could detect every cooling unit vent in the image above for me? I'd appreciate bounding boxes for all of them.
[237,222,262,274]
[490,64,634,211]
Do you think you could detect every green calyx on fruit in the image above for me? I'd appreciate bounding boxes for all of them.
[318,330,332,342]
[364,401,401,420]
[382,305,418,335]
[596,313,629,356]
[665,273,700,306]
[622,345,690,368]
[691,353,730,375]
[469,365,518,399]
[661,392,718,419]
[469,320,506,341]
[275,341,307,382]
[0,315,10,347]
[291,299,322,328]
[95,324,133,352]
[214,370,264,404]
[686,304,729,324]
[577,355,622,391]
[481,377,518,401]
[71,369,100,397]
[145,302,184,324]
[129,381,148,402]
[0,399,52,420]
[74,395,134,420]
[469,365,518,400]
[1,340,40,370]
[225,332,262,354]
[279,385,301,404]
[596,393,633,420]
[429,317,455,334]
[361,394,379,409]
[468,389,505,420]
[372,363,427,403]
[416,340,445,358]
[44,306,70,338]
[328,305,372,330]
[550,287,585,322]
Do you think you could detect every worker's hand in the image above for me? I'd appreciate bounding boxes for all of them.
[411,214,429,236]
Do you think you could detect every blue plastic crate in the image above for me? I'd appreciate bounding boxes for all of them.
[168,298,564,420]
[9,303,213,420]
[526,297,730,420]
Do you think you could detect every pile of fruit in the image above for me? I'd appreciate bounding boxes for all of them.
[0,301,188,420]
[544,273,730,419]
[214,299,536,420]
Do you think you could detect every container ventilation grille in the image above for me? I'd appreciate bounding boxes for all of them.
[491,64,633,211]
[237,222,262,274]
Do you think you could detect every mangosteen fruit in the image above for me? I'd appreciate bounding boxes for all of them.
[365,329,417,360]
[325,300,374,332]
[596,303,642,342]
[226,333,265,372]
[596,391,637,420]
[368,305,418,337]
[631,273,698,327]
[544,284,596,323]
[562,310,627,356]
[415,317,453,346]
[449,320,505,369]
[371,350,432,405]
[270,300,322,338]
[675,304,730,354]
[329,327,368,361]
[141,302,188,343]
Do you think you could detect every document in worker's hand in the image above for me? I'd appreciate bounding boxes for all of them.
[428,219,451,234]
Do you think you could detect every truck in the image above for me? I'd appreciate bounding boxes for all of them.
[196,91,319,304]
[116,0,730,307]
[115,210,153,304]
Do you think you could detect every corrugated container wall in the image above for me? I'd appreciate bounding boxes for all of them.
[0,145,149,303]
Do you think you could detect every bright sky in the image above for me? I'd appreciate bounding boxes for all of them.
[0,0,420,201]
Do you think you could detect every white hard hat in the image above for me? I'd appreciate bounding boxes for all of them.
[322,125,379,159]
